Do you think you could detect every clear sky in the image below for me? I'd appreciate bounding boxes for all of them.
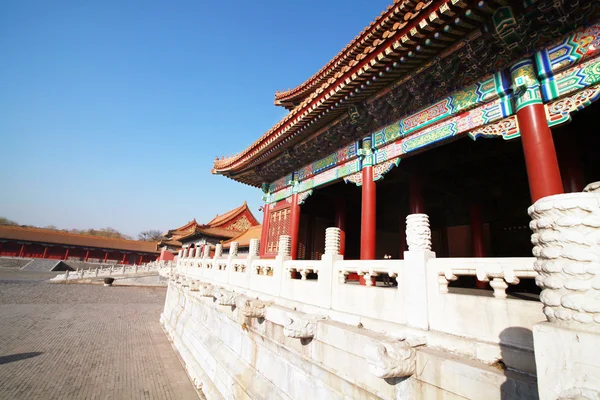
[0,0,392,237]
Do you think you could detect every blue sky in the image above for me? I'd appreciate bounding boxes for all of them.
[0,0,392,237]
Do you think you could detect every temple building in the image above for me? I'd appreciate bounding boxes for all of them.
[163,202,260,257]
[0,225,159,264]
[168,2,600,398]
[212,1,600,266]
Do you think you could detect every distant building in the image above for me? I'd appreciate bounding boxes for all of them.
[162,202,260,258]
[0,225,159,264]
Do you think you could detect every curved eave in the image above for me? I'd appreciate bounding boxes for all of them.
[273,0,413,107]
[213,0,491,182]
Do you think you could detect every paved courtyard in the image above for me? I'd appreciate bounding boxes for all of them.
[0,270,199,399]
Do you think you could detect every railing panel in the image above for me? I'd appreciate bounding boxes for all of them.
[426,257,543,349]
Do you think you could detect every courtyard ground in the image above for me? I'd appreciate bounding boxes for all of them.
[0,269,199,399]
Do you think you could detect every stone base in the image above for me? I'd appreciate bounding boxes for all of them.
[103,283,112,287]
[162,281,538,399]
[533,322,600,400]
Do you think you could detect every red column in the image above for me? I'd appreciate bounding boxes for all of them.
[470,204,488,289]
[42,247,48,259]
[557,137,585,193]
[440,226,449,257]
[121,253,127,264]
[335,198,346,256]
[18,244,25,258]
[517,104,564,201]
[138,255,143,264]
[104,252,109,263]
[290,194,301,260]
[259,204,270,257]
[64,248,70,260]
[409,175,425,214]
[84,250,89,262]
[361,166,376,260]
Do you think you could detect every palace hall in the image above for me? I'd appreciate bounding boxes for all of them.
[212,1,599,270]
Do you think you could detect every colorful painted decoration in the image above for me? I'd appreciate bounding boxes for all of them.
[545,84,600,127]
[468,116,520,140]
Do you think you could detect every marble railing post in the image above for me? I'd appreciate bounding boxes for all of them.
[246,239,260,271]
[229,242,239,259]
[195,246,202,258]
[403,213,435,330]
[529,184,600,399]
[202,245,211,259]
[215,244,223,259]
[65,270,70,281]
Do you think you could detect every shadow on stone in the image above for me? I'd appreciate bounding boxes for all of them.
[0,352,43,365]
[499,327,538,400]
[300,337,313,346]
[384,376,409,386]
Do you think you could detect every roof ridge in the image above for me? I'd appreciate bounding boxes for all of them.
[0,225,152,244]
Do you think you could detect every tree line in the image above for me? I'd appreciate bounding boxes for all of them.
[0,217,164,242]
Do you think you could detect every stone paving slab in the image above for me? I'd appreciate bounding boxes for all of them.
[0,273,199,399]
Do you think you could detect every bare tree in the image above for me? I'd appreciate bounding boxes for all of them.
[0,217,18,226]
[138,230,164,242]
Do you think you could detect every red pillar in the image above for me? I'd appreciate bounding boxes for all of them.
[121,253,127,264]
[290,194,301,260]
[440,226,449,258]
[84,250,89,262]
[361,166,376,260]
[18,244,25,258]
[42,246,48,259]
[259,204,270,257]
[104,252,109,263]
[409,175,425,214]
[138,255,143,264]
[557,137,585,193]
[517,104,564,201]
[335,198,346,256]
[64,248,70,260]
[470,204,488,289]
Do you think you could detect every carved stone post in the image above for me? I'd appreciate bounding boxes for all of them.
[324,227,341,255]
[229,242,239,258]
[202,245,211,259]
[177,250,182,259]
[215,244,223,259]
[529,187,600,399]
[278,235,291,258]
[249,239,260,257]
[404,213,435,330]
[195,246,202,258]
[406,214,432,251]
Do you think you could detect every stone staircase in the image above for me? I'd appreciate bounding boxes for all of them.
[21,259,66,272]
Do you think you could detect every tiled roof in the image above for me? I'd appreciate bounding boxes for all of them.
[222,225,262,248]
[0,226,160,253]
[274,0,403,109]
[206,201,258,228]
[212,0,478,185]
[176,227,240,242]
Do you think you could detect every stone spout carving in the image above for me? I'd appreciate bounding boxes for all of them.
[364,339,417,379]
[198,284,215,297]
[214,289,237,306]
[529,192,600,332]
[283,316,318,339]
[406,214,432,251]
[236,297,269,318]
